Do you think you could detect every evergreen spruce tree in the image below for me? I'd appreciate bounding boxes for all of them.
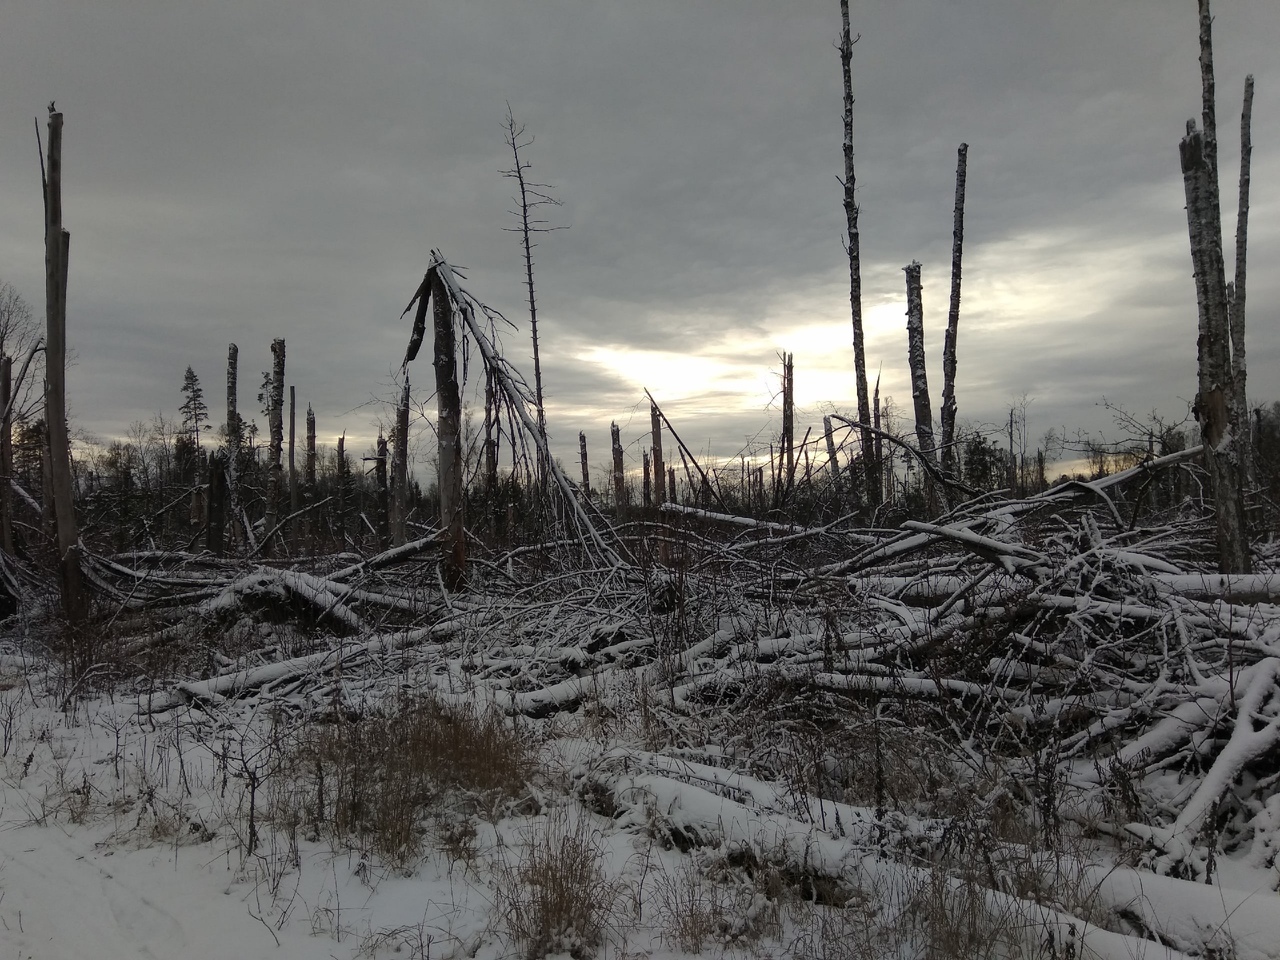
[179,366,209,446]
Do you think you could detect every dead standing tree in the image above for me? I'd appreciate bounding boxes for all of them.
[262,338,286,551]
[41,106,88,623]
[503,107,564,501]
[903,261,944,512]
[838,1,879,514]
[939,143,968,480]
[401,252,626,574]
[1179,0,1249,573]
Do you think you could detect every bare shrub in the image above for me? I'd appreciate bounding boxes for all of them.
[653,852,784,954]
[495,808,617,959]
[290,693,534,868]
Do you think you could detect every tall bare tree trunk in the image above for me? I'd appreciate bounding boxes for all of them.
[611,421,625,516]
[578,431,591,497]
[42,108,87,623]
[940,143,968,479]
[1181,0,1249,574]
[391,380,410,546]
[263,338,285,548]
[1,356,12,556]
[304,403,316,545]
[839,1,879,513]
[432,273,465,588]
[904,261,943,512]
[288,385,299,539]
[225,343,242,548]
[642,452,651,508]
[376,433,389,548]
[782,352,795,495]
[335,433,347,545]
[650,404,665,505]
[1231,76,1254,487]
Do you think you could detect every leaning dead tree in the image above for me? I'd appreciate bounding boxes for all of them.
[939,143,968,480]
[401,251,626,572]
[1179,0,1249,574]
[838,1,879,513]
[41,106,88,623]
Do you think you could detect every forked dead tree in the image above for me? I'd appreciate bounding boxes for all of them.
[1180,0,1249,573]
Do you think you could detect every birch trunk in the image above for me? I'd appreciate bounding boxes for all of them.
[1231,76,1254,486]
[839,0,879,512]
[650,404,665,505]
[939,143,968,479]
[578,431,590,497]
[263,338,285,548]
[432,272,465,587]
[42,109,87,623]
[611,421,625,516]
[904,261,943,512]
[1179,0,1249,574]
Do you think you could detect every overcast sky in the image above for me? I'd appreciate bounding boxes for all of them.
[1,1,1277,478]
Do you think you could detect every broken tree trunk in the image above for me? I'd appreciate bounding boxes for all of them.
[42,108,87,623]
[839,0,879,514]
[611,421,625,516]
[651,403,666,505]
[643,452,651,508]
[335,433,348,545]
[432,271,465,588]
[391,380,410,547]
[823,415,843,501]
[206,452,227,556]
[1180,0,1249,574]
[288,384,299,543]
[904,261,942,514]
[578,431,591,497]
[264,338,285,550]
[1231,76,1254,488]
[225,343,242,548]
[1,356,12,556]
[305,403,316,544]
[782,352,795,495]
[375,433,389,548]
[939,143,968,480]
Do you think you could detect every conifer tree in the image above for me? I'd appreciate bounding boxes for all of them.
[179,366,208,446]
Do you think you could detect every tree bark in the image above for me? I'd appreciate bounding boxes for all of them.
[335,433,348,545]
[225,342,241,548]
[823,415,843,500]
[642,451,651,508]
[42,109,87,623]
[304,403,316,544]
[1,356,13,556]
[1179,2,1249,574]
[288,385,299,527]
[391,380,410,546]
[578,431,591,497]
[376,433,389,548]
[263,338,285,549]
[904,261,942,512]
[1231,76,1254,486]
[611,421,625,516]
[782,352,795,495]
[939,143,968,480]
[839,0,879,513]
[206,452,226,557]
[432,271,465,588]
[650,403,665,505]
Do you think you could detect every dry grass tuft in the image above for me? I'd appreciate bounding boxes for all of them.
[496,808,618,959]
